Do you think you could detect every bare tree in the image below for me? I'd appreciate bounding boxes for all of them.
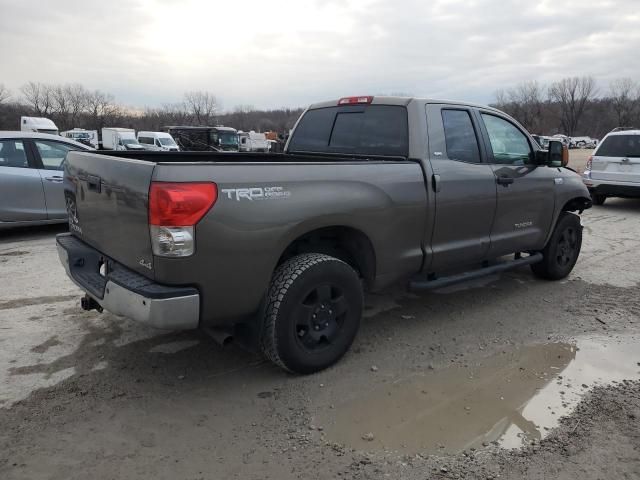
[183,91,218,125]
[0,84,10,104]
[85,90,119,130]
[21,81,55,116]
[52,85,71,129]
[548,77,598,136]
[609,78,639,127]
[66,84,89,127]
[494,89,508,108]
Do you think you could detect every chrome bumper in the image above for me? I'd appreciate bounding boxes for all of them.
[57,234,199,330]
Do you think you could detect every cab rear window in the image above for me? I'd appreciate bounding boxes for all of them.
[596,135,640,157]
[288,105,408,157]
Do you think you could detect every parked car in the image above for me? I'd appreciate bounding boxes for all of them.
[137,131,180,151]
[21,116,58,135]
[57,96,591,374]
[583,128,640,205]
[570,136,598,149]
[0,132,92,229]
[101,128,145,151]
[531,135,555,149]
[552,134,571,147]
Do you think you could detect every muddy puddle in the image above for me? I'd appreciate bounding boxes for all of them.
[319,336,640,454]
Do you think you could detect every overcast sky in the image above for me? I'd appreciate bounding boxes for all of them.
[1,0,639,110]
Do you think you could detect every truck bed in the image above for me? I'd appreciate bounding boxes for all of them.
[63,150,427,324]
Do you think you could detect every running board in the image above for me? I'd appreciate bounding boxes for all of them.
[409,253,543,291]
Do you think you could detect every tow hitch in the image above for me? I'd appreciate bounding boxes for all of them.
[80,295,103,313]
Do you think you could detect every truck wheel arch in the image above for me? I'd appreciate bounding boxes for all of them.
[276,226,376,290]
[562,196,592,214]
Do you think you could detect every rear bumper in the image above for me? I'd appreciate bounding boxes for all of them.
[56,233,200,330]
[583,176,640,197]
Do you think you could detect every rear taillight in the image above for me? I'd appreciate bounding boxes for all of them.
[586,155,593,171]
[338,96,373,105]
[149,182,217,257]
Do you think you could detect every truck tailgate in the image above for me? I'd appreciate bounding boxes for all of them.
[64,151,156,277]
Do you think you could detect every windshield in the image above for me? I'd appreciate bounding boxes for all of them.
[159,137,177,146]
[73,133,90,139]
[217,132,238,146]
[597,135,640,157]
[121,138,139,145]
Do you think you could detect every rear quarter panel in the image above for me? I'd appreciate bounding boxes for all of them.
[152,161,428,325]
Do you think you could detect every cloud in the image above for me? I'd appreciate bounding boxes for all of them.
[1,0,638,109]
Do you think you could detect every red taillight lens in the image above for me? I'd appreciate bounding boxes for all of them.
[586,155,593,170]
[338,96,373,105]
[149,182,217,226]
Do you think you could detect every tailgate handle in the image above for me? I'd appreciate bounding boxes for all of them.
[87,175,102,193]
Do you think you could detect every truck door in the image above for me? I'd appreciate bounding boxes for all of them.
[426,105,497,272]
[0,138,48,222]
[475,111,555,256]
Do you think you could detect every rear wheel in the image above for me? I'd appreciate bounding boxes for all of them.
[260,253,363,374]
[592,193,606,205]
[531,212,582,280]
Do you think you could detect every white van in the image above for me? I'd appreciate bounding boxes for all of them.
[102,128,145,151]
[137,131,180,151]
[21,116,58,135]
[238,131,269,152]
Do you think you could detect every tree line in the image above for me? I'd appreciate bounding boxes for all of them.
[1,77,639,139]
[0,82,303,135]
[493,76,640,138]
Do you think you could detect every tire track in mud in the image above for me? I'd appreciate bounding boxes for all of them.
[568,283,640,321]
[0,296,77,311]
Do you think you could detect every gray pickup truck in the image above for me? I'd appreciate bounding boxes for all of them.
[57,96,592,373]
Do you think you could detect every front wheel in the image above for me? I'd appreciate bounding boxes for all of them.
[531,212,582,280]
[260,253,363,374]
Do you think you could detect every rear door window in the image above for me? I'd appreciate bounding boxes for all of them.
[596,135,640,157]
[441,109,481,163]
[33,140,76,170]
[288,105,408,157]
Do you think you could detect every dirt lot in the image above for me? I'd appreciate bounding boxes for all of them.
[1,152,639,480]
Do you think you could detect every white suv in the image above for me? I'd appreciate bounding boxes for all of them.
[583,128,640,205]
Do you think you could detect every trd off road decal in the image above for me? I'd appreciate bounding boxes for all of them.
[221,186,291,201]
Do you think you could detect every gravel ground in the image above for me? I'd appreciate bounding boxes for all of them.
[0,153,639,479]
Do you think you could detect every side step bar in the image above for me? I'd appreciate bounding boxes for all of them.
[409,253,543,291]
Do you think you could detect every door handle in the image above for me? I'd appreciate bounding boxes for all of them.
[87,175,102,193]
[432,174,442,193]
[45,176,63,183]
[496,176,514,186]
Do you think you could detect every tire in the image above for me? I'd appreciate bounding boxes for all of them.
[592,193,606,206]
[531,212,582,280]
[260,253,363,374]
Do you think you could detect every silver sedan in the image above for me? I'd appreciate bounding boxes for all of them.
[0,131,93,229]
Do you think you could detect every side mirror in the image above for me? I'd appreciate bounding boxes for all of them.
[546,140,569,167]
